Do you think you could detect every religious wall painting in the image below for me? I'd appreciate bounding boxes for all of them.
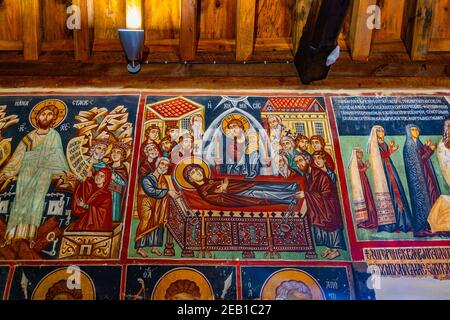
[8,265,122,300]
[332,95,450,249]
[129,95,350,261]
[125,265,236,300]
[241,265,353,300]
[0,95,139,261]
[0,266,8,299]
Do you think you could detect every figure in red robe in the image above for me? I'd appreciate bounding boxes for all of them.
[69,168,113,232]
[183,164,301,208]
[294,154,346,260]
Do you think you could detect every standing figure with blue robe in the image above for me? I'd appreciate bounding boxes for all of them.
[403,124,441,237]
[368,126,413,233]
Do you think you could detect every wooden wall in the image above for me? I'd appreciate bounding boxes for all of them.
[0,0,448,62]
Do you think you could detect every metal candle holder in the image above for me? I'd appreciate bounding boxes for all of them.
[118,29,145,74]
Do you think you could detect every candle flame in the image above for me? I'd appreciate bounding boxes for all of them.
[126,5,142,29]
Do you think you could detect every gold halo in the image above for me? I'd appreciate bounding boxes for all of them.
[29,99,68,129]
[174,156,210,190]
[260,269,324,300]
[31,267,96,300]
[221,113,251,137]
[151,268,214,300]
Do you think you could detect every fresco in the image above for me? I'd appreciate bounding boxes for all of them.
[331,95,450,259]
[0,266,8,299]
[0,91,447,300]
[128,95,350,262]
[241,265,353,300]
[0,95,139,261]
[125,265,237,300]
[8,265,122,300]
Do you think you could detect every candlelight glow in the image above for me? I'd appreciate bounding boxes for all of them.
[126,4,142,29]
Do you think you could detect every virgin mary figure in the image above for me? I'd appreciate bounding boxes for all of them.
[367,125,413,233]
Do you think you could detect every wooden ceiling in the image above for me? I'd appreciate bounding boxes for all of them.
[0,0,448,89]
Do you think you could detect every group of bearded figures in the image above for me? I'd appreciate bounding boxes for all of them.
[349,121,450,237]
[135,114,346,260]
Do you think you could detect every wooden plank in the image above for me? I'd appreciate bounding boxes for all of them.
[42,0,72,42]
[42,40,75,52]
[180,0,199,61]
[429,0,450,51]
[92,37,294,54]
[294,0,350,83]
[93,39,123,52]
[236,0,256,61]
[256,0,294,39]
[373,0,406,41]
[0,0,22,42]
[403,0,434,61]
[0,62,448,90]
[200,0,236,40]
[0,40,23,51]
[348,0,377,61]
[73,0,92,61]
[94,0,126,40]
[21,0,41,60]
[292,0,313,54]
[144,0,180,43]
[429,39,450,52]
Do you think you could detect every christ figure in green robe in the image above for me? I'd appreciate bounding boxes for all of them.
[0,105,69,246]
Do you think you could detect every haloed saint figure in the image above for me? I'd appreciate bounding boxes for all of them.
[0,100,70,247]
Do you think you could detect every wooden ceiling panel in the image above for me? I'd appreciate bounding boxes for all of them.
[0,0,447,63]
[42,0,73,42]
[430,0,450,52]
[94,0,126,40]
[144,0,180,42]
[0,0,22,51]
[200,0,237,40]
[256,0,294,39]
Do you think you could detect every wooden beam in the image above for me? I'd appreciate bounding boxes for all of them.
[292,0,313,55]
[294,0,351,83]
[236,0,256,61]
[180,0,198,61]
[403,0,434,61]
[349,0,376,61]
[0,40,23,51]
[21,0,41,60]
[73,0,92,61]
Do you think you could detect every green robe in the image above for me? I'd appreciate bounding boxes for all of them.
[4,129,69,238]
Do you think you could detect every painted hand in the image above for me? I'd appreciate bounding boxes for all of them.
[76,197,85,208]
[295,191,305,199]
[65,171,77,180]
